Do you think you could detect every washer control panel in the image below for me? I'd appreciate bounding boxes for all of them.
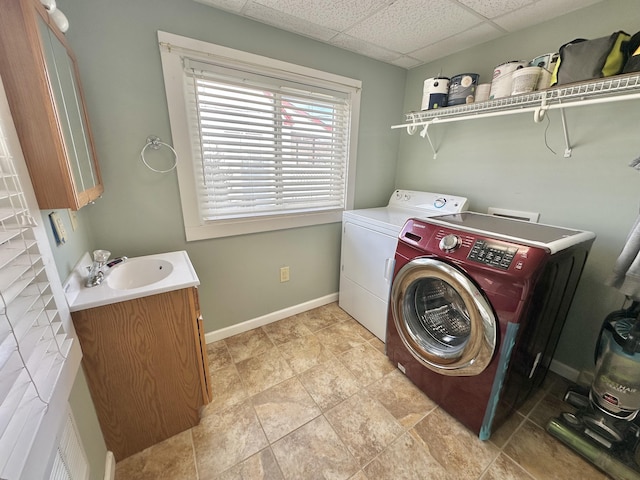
[399,219,550,278]
[439,234,461,252]
[468,240,518,270]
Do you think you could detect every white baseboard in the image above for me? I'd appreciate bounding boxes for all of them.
[549,358,580,383]
[205,293,338,343]
[104,451,115,480]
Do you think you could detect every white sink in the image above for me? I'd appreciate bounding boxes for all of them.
[107,258,174,290]
[64,251,200,312]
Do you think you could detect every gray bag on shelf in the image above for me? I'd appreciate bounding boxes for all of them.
[551,31,630,86]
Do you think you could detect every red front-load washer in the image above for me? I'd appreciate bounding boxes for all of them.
[385,212,595,439]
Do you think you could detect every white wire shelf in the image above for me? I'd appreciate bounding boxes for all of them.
[392,72,640,159]
[395,72,640,125]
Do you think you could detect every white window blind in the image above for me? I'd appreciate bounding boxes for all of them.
[0,91,77,478]
[158,31,361,240]
[185,60,352,222]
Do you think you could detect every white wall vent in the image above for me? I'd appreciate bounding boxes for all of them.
[487,207,540,223]
[48,406,89,480]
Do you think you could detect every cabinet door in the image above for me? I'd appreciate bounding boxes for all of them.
[37,16,100,200]
[0,0,103,209]
[72,289,204,460]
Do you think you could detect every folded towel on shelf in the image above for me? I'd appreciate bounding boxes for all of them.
[607,213,640,300]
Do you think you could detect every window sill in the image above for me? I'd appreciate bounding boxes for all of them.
[185,210,343,240]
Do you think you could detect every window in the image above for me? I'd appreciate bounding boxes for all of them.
[158,31,361,240]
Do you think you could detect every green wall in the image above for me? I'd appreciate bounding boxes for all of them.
[398,0,640,375]
[52,0,405,476]
[41,208,94,277]
[56,0,405,326]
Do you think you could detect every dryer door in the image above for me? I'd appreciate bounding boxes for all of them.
[390,257,497,376]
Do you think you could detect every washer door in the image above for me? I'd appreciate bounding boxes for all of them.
[390,257,497,376]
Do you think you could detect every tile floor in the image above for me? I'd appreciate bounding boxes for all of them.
[114,303,611,480]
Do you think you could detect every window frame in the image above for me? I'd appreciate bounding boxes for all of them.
[158,31,361,240]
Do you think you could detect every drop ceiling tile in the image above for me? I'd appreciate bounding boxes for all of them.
[242,1,339,41]
[494,0,604,32]
[391,56,423,69]
[193,0,248,14]
[330,33,402,64]
[251,0,390,32]
[410,22,504,66]
[457,0,535,19]
[344,0,481,53]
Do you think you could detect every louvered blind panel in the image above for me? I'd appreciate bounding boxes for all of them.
[0,389,48,474]
[0,99,74,478]
[185,63,351,222]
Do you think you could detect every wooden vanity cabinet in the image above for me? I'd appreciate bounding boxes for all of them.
[0,0,103,210]
[71,287,212,461]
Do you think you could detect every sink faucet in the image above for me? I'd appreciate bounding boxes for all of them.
[85,250,111,287]
[106,256,128,268]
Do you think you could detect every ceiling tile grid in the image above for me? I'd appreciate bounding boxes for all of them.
[342,0,483,53]
[329,32,404,64]
[241,1,340,42]
[193,0,606,69]
[493,0,604,32]
[249,0,391,31]
[411,22,505,65]
[457,0,536,20]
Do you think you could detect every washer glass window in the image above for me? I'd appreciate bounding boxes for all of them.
[391,258,497,375]
[405,277,472,359]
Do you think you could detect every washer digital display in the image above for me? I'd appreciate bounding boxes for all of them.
[467,240,518,269]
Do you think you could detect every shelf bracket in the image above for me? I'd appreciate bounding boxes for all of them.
[533,92,550,123]
[534,94,572,158]
[405,112,419,136]
[559,105,572,158]
[420,123,438,159]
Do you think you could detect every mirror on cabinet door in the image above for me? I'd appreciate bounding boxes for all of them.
[0,0,103,210]
[37,16,99,197]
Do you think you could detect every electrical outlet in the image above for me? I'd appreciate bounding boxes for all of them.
[280,266,290,282]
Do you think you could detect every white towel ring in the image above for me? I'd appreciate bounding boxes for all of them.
[140,135,177,173]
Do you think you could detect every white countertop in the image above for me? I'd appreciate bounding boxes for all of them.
[64,250,200,312]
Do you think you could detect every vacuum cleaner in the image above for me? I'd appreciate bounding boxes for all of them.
[548,301,640,480]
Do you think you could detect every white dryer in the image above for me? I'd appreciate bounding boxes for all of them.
[339,190,469,341]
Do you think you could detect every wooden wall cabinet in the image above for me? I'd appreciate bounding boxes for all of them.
[71,287,212,461]
[0,0,103,210]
